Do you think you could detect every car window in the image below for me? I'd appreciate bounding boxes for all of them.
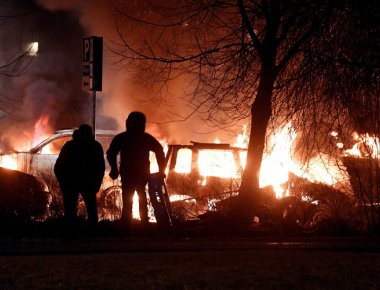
[41,136,72,154]
[174,148,192,173]
[198,149,238,178]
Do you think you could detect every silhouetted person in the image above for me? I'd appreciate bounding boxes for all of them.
[54,124,105,232]
[107,112,165,231]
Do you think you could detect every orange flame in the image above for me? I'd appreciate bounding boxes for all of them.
[0,154,18,170]
[345,133,379,159]
[32,114,52,147]
[162,122,351,199]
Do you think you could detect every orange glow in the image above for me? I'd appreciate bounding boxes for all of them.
[41,143,54,154]
[4,110,370,212]
[164,123,351,198]
[132,190,158,223]
[198,149,238,178]
[345,133,379,159]
[174,149,192,173]
[259,123,297,198]
[32,114,52,148]
[0,154,18,170]
[132,190,140,220]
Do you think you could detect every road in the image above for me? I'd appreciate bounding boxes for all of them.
[0,237,379,289]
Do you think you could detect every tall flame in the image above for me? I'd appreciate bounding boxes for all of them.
[259,123,297,198]
[168,122,350,198]
[32,114,51,147]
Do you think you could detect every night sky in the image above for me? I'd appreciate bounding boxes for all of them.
[0,0,225,150]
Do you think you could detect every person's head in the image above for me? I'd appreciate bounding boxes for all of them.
[72,129,80,141]
[78,124,94,141]
[126,111,146,133]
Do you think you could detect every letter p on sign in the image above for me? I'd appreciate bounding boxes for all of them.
[83,38,91,62]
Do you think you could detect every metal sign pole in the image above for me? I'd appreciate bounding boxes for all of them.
[83,36,102,138]
[92,89,96,137]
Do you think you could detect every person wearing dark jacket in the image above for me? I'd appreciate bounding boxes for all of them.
[107,112,165,230]
[54,124,105,229]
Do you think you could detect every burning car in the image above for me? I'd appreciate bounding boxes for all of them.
[0,129,121,219]
[0,129,118,186]
[163,141,247,219]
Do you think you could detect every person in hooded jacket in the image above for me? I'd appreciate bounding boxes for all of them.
[54,124,105,229]
[107,112,165,230]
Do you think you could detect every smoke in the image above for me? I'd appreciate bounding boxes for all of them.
[0,0,239,153]
[0,0,101,149]
[34,0,238,144]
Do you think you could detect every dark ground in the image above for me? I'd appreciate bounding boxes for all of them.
[0,221,379,289]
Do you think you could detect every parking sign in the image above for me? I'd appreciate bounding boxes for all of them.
[82,36,102,91]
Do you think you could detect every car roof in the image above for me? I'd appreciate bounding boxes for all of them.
[30,128,118,153]
[54,128,118,135]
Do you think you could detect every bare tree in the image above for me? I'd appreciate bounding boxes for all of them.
[0,2,36,116]
[110,0,379,217]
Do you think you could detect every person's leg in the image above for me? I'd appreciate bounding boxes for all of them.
[63,190,79,225]
[121,182,135,231]
[81,192,98,230]
[136,184,149,226]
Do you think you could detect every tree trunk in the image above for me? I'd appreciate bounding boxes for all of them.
[239,63,276,204]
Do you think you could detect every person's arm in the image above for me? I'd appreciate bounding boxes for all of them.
[106,135,121,179]
[149,135,166,176]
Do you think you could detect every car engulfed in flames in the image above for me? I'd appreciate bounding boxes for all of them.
[0,129,122,220]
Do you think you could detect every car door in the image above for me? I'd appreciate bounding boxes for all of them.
[29,135,71,179]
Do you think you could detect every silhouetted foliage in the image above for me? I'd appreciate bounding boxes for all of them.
[111,0,379,221]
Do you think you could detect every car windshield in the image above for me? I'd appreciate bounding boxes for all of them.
[37,134,115,155]
[40,136,71,154]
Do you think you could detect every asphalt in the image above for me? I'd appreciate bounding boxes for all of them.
[0,236,379,256]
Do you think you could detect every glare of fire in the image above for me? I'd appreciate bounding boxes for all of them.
[170,194,194,202]
[198,150,238,178]
[32,115,51,146]
[174,149,192,173]
[132,191,140,220]
[345,133,379,159]
[12,115,377,222]
[149,140,168,173]
[32,114,55,154]
[132,190,157,223]
[0,154,18,170]
[259,123,297,198]
[167,122,353,198]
